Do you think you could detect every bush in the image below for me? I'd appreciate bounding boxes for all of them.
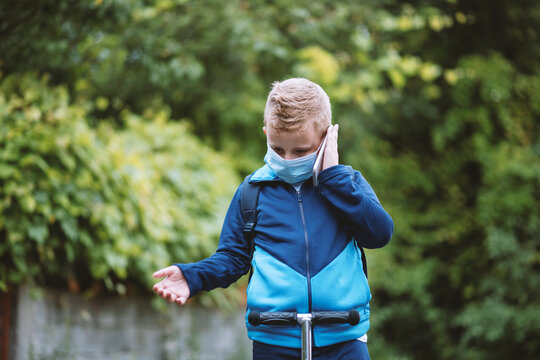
[0,73,239,297]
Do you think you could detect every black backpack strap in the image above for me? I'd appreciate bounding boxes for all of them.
[240,174,261,269]
[360,247,368,279]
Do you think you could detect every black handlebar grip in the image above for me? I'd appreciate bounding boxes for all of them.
[247,311,261,326]
[248,311,297,326]
[312,310,360,325]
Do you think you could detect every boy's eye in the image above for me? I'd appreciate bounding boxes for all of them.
[295,149,308,155]
[273,147,284,154]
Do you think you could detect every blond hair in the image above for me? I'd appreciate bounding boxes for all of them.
[263,78,331,133]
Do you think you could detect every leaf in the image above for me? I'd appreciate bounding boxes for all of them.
[0,164,16,179]
[60,217,78,241]
[28,223,49,245]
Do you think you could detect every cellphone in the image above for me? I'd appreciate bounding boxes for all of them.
[312,134,328,187]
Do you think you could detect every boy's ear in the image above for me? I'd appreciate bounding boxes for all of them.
[262,126,267,136]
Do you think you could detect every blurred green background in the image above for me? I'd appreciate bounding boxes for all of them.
[1,0,539,358]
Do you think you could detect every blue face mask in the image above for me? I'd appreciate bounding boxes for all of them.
[264,144,319,184]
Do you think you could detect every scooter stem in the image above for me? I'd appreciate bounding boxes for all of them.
[298,313,313,360]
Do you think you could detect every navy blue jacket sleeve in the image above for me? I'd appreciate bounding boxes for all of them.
[317,165,394,249]
[175,186,252,298]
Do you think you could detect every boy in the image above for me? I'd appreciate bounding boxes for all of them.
[153,78,394,359]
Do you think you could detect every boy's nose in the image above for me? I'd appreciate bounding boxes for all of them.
[282,153,295,160]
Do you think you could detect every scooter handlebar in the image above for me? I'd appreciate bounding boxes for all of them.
[248,310,359,326]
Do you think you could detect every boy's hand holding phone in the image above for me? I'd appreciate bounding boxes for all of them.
[313,124,339,187]
[322,124,339,171]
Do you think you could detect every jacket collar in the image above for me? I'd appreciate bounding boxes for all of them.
[249,164,280,183]
[249,165,315,188]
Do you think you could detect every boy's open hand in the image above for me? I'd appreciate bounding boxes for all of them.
[152,266,190,306]
[322,124,339,171]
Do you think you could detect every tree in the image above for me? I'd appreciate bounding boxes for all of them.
[0,73,240,310]
[341,1,540,358]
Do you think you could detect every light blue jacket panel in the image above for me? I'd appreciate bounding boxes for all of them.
[246,240,372,347]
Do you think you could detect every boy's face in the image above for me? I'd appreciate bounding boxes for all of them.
[264,125,325,160]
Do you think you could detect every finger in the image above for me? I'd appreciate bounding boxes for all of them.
[176,297,187,306]
[327,127,337,147]
[152,268,170,279]
[165,289,172,297]
[153,266,174,278]
[332,125,339,143]
[330,124,338,137]
[168,294,177,303]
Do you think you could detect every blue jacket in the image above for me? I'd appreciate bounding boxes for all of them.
[177,164,393,348]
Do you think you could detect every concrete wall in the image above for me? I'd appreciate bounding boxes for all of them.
[10,285,251,360]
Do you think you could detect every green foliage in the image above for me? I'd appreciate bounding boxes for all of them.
[348,5,540,359]
[362,53,540,359]
[0,73,239,298]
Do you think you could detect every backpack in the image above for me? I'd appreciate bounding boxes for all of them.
[239,174,368,278]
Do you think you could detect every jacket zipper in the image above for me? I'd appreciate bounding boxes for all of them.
[297,190,312,312]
